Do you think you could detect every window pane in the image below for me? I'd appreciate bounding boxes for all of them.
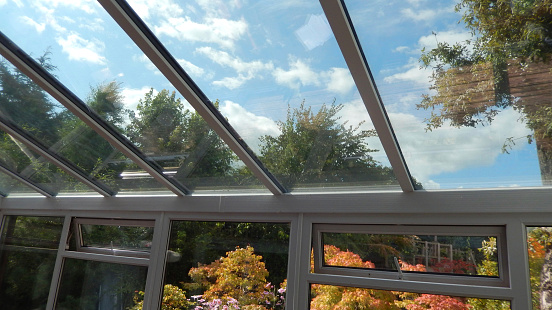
[322,232,499,277]
[310,284,510,309]
[162,221,289,309]
[0,216,64,310]
[79,223,154,253]
[55,259,147,310]
[527,227,552,310]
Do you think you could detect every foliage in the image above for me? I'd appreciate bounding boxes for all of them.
[467,238,509,309]
[129,284,192,310]
[258,101,396,188]
[126,90,235,188]
[418,0,552,185]
[189,246,270,306]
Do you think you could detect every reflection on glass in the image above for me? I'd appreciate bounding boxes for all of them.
[75,222,154,253]
[126,0,399,191]
[527,227,552,310]
[55,259,147,310]
[0,170,42,196]
[347,0,550,189]
[160,221,290,309]
[0,1,265,193]
[0,57,165,194]
[310,284,510,309]
[0,216,64,310]
[322,233,498,277]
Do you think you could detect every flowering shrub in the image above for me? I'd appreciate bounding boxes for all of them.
[129,284,191,310]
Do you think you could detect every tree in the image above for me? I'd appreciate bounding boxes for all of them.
[419,0,552,183]
[126,89,236,189]
[258,101,396,188]
[418,1,552,307]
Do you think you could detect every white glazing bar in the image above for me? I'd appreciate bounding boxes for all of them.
[61,250,150,266]
[506,220,532,310]
[319,0,415,192]
[142,212,170,310]
[46,215,72,310]
[98,0,286,195]
[297,214,313,309]
[284,214,301,310]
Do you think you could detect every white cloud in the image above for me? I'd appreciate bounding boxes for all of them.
[0,0,7,6]
[35,0,98,14]
[197,46,273,89]
[154,17,247,49]
[417,29,472,52]
[273,59,320,89]
[383,60,432,88]
[20,16,46,33]
[177,58,205,77]
[219,100,280,152]
[273,59,355,94]
[57,33,106,65]
[389,108,531,188]
[121,86,156,113]
[134,54,160,75]
[401,4,455,23]
[126,0,184,20]
[323,68,355,94]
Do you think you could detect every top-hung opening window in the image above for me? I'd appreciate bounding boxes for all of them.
[312,224,508,287]
[69,218,154,259]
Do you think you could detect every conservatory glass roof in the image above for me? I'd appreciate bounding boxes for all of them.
[0,0,547,197]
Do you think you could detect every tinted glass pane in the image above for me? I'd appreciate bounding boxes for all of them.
[527,227,552,310]
[79,223,154,252]
[126,0,400,191]
[310,284,510,309]
[0,216,64,310]
[55,259,147,310]
[162,221,289,309]
[347,0,548,189]
[322,232,499,277]
[0,0,266,193]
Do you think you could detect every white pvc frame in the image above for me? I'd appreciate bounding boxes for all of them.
[0,187,548,309]
[312,224,508,287]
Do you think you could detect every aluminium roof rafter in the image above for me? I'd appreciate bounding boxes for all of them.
[99,0,287,195]
[0,31,193,196]
[320,0,415,192]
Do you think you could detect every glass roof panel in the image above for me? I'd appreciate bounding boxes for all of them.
[0,169,42,196]
[0,56,164,195]
[0,131,99,196]
[125,0,400,191]
[0,0,266,193]
[347,0,546,190]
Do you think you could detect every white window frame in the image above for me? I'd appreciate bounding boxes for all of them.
[312,224,508,287]
[1,188,550,309]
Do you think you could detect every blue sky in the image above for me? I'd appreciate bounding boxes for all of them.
[0,0,543,190]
